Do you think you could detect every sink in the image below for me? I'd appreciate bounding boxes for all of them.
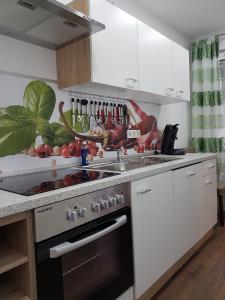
[85,156,180,173]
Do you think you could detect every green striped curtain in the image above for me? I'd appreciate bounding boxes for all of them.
[192,37,224,153]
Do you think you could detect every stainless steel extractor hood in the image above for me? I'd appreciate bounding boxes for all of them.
[0,0,105,50]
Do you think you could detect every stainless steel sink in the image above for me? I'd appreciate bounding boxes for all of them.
[85,156,180,173]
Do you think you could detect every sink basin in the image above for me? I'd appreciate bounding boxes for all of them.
[86,156,180,173]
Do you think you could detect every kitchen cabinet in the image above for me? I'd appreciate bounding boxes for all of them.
[173,42,190,101]
[57,0,138,90]
[131,172,175,299]
[203,159,217,234]
[90,0,138,90]
[173,163,204,260]
[137,21,190,101]
[57,0,190,104]
[137,21,174,98]
[0,212,37,300]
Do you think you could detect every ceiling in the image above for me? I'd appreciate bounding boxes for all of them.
[134,0,225,40]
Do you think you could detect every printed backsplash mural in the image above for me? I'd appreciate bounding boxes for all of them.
[0,79,161,174]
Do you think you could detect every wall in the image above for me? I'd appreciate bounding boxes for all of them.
[0,0,192,175]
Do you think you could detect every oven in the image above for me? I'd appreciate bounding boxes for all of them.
[34,184,134,300]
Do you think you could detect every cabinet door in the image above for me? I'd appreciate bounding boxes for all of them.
[90,0,138,89]
[138,20,173,98]
[131,172,175,299]
[173,163,204,260]
[203,173,217,234]
[173,42,190,101]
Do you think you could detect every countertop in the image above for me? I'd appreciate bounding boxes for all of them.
[0,153,217,218]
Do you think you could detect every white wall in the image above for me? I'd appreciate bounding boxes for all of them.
[0,35,57,82]
[0,0,191,148]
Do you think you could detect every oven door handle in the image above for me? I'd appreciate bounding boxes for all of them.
[49,215,127,258]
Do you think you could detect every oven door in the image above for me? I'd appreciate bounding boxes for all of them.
[36,208,133,300]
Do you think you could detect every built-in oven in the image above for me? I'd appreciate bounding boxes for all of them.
[34,184,134,300]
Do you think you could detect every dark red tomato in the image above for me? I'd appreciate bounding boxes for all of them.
[61,147,70,158]
[69,146,76,156]
[63,175,73,186]
[36,144,53,158]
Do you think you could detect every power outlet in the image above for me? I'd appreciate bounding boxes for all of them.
[127,130,141,138]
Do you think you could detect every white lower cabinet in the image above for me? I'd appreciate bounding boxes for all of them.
[173,163,204,260]
[131,160,217,299]
[203,172,217,234]
[131,172,176,299]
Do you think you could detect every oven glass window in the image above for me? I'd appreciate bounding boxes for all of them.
[62,232,120,300]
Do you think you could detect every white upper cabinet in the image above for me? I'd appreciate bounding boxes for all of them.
[90,0,138,89]
[173,42,190,101]
[138,21,174,98]
[137,21,190,102]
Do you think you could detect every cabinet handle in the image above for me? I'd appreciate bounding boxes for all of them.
[186,172,196,177]
[176,90,184,98]
[205,180,214,185]
[208,164,216,169]
[137,188,152,195]
[125,78,138,89]
[165,87,174,96]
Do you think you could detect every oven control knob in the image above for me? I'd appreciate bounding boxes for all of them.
[91,202,101,213]
[67,209,78,221]
[100,199,109,210]
[116,194,125,205]
[78,207,87,218]
[108,197,117,207]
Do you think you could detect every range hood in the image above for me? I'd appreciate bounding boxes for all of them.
[0,0,105,50]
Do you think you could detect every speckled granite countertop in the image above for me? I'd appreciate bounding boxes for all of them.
[0,153,217,218]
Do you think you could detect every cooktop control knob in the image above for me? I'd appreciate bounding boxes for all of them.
[67,209,78,221]
[108,197,117,207]
[91,202,101,213]
[100,199,109,210]
[116,194,125,205]
[78,207,87,217]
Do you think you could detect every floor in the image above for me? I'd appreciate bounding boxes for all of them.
[153,226,225,300]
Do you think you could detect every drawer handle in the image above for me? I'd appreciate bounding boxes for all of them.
[137,188,152,195]
[205,180,214,185]
[186,172,196,177]
[208,164,216,169]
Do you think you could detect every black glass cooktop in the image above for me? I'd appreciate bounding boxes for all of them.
[0,168,118,196]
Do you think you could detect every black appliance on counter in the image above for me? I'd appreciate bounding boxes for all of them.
[35,183,134,300]
[161,124,185,155]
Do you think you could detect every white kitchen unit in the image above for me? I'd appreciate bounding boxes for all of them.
[57,0,190,104]
[131,172,176,299]
[90,0,138,90]
[173,163,204,260]
[173,42,190,101]
[137,20,190,102]
[131,159,217,299]
[202,159,217,234]
[137,21,174,98]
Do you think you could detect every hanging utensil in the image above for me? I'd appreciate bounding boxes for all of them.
[81,99,90,132]
[71,98,75,127]
[105,102,114,130]
[74,99,83,133]
[89,101,97,130]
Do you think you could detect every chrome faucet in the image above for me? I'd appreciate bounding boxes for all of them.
[116,147,123,162]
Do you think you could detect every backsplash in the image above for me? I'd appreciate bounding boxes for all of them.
[0,74,162,175]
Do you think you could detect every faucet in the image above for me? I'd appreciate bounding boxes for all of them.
[116,146,123,162]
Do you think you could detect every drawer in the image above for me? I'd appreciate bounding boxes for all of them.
[203,159,217,176]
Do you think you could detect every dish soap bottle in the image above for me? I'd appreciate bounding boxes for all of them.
[81,141,89,166]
